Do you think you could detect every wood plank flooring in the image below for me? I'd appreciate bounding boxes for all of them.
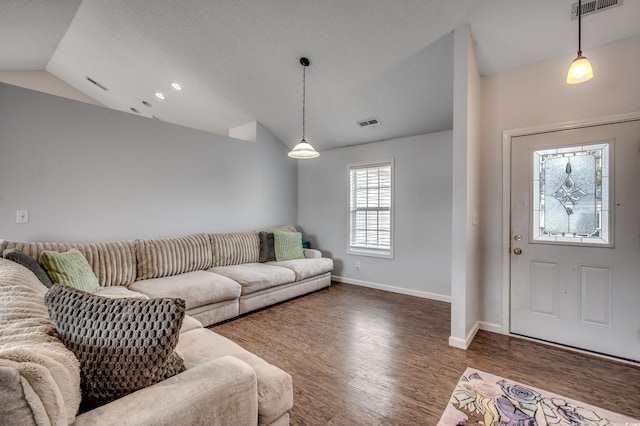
[211,283,640,425]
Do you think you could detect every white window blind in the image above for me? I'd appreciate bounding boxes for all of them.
[349,161,393,257]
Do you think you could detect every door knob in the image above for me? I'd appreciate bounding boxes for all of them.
[513,247,522,255]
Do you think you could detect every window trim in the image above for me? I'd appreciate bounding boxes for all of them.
[347,159,394,259]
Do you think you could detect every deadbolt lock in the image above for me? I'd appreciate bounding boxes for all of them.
[514,234,522,241]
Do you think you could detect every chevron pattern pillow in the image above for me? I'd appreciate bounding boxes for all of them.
[44,285,186,409]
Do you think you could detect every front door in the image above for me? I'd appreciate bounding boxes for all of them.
[510,119,640,362]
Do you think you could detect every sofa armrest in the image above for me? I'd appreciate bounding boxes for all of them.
[73,356,258,426]
[303,248,322,259]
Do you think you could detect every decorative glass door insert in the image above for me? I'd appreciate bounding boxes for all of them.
[532,142,611,246]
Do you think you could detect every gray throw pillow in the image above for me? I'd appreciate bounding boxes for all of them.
[259,231,276,262]
[3,248,54,288]
[44,285,186,409]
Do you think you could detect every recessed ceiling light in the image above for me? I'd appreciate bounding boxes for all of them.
[155,92,166,100]
[171,82,183,91]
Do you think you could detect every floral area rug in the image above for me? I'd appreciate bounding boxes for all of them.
[439,367,639,425]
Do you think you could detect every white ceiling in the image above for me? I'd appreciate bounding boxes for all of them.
[1,0,639,151]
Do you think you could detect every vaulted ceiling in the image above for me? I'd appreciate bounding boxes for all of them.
[1,0,639,151]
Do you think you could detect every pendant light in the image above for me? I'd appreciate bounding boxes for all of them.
[566,0,593,84]
[288,57,320,159]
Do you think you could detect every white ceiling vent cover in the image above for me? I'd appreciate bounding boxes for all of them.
[571,0,623,19]
[357,117,381,128]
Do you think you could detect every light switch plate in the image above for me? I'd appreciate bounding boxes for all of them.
[16,210,29,224]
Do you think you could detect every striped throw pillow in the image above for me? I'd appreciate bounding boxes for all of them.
[135,233,212,280]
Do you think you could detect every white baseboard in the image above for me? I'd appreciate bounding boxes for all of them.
[479,321,503,334]
[453,322,504,349]
[448,336,468,349]
[465,321,480,349]
[332,275,451,303]
[449,321,483,350]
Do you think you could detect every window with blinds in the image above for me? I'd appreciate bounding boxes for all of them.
[349,161,393,258]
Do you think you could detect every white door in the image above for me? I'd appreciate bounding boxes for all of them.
[510,119,640,362]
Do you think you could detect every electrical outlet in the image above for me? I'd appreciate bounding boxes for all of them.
[16,210,29,224]
[355,262,361,270]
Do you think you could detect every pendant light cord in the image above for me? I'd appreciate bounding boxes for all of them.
[302,64,306,140]
[578,0,582,55]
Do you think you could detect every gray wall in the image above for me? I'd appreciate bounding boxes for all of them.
[298,131,453,301]
[0,84,297,242]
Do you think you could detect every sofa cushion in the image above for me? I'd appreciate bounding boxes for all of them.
[268,258,334,281]
[273,231,305,261]
[210,232,260,267]
[3,248,54,289]
[72,356,259,426]
[95,286,149,299]
[303,248,322,259]
[178,328,293,425]
[180,315,204,334]
[0,259,81,425]
[209,263,296,295]
[0,239,137,287]
[258,232,276,263]
[39,249,102,293]
[44,284,186,409]
[129,270,241,310]
[135,233,212,280]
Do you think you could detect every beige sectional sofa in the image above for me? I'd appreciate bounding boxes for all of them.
[0,258,292,425]
[0,225,333,326]
[0,226,333,425]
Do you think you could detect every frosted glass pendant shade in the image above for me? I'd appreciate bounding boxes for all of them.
[288,139,320,159]
[566,54,593,84]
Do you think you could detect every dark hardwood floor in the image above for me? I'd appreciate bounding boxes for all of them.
[211,282,640,425]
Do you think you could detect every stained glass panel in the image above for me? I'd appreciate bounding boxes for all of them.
[532,142,610,245]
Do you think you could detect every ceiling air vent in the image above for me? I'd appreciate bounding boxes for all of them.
[86,76,108,91]
[357,117,381,128]
[571,0,623,19]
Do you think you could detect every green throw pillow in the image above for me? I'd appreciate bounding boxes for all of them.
[39,249,102,293]
[273,231,305,261]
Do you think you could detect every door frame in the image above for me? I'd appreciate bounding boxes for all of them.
[501,111,640,338]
